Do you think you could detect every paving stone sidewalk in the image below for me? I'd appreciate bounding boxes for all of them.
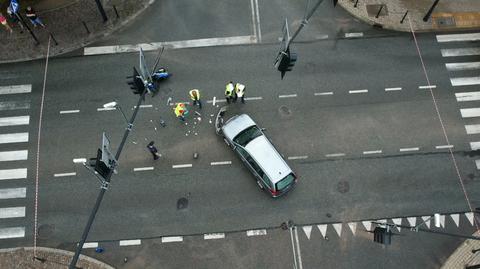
[338,0,480,32]
[0,246,114,269]
[0,0,155,63]
[441,231,480,269]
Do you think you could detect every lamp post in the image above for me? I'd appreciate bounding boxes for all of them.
[423,0,440,22]
[103,102,128,124]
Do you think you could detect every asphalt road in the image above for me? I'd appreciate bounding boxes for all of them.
[0,0,479,268]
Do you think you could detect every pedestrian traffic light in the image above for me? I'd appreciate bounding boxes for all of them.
[373,227,392,245]
[126,67,145,95]
[275,48,297,79]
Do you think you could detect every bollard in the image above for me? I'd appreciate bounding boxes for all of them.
[82,21,90,34]
[375,5,384,18]
[354,0,359,8]
[400,10,408,24]
[113,5,120,19]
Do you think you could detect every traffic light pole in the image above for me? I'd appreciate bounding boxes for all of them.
[286,0,325,48]
[69,89,147,269]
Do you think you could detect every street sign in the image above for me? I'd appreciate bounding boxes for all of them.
[139,48,151,83]
[281,18,290,52]
[9,0,19,14]
[101,132,115,168]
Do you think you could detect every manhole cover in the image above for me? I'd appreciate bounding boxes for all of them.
[37,224,55,239]
[337,181,350,193]
[177,197,188,210]
[279,106,291,117]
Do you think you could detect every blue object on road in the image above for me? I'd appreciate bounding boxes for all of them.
[95,247,104,253]
[9,0,19,14]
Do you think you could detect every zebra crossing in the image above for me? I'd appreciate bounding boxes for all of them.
[436,32,480,169]
[0,84,32,240]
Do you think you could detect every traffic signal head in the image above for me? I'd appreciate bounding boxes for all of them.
[276,48,297,79]
[127,67,145,95]
[373,227,392,245]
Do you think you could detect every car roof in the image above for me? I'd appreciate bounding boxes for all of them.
[222,114,256,141]
[244,135,293,184]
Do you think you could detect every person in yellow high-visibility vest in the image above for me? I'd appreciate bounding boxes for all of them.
[174,102,188,121]
[189,89,202,109]
[225,81,235,103]
[234,83,246,103]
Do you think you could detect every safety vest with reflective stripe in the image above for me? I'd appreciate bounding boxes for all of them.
[189,89,200,100]
[174,103,186,117]
[225,83,234,97]
[235,83,245,97]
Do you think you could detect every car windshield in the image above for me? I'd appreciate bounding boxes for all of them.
[233,125,263,146]
[276,173,295,191]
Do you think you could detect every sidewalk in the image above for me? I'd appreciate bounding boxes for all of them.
[441,231,480,269]
[338,0,480,32]
[0,246,114,269]
[0,0,155,63]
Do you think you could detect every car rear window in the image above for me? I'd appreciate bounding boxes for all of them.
[233,126,262,147]
[276,173,295,191]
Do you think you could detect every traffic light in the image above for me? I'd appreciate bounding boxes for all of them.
[276,48,297,79]
[373,227,392,245]
[127,67,145,95]
[88,149,111,179]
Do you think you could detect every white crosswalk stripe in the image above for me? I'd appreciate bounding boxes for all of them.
[0,207,25,218]
[0,133,29,144]
[441,47,480,57]
[437,33,480,43]
[0,168,27,180]
[460,108,480,118]
[0,116,29,127]
[0,150,28,161]
[0,85,31,95]
[465,124,480,134]
[0,188,26,199]
[451,77,480,87]
[446,62,480,71]
[455,91,480,102]
[0,227,25,239]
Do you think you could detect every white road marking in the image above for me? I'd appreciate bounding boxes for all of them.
[317,224,327,238]
[73,158,87,163]
[314,92,334,96]
[466,212,474,225]
[465,124,480,134]
[407,217,416,227]
[455,91,480,102]
[302,226,312,240]
[210,161,232,166]
[399,147,419,152]
[451,77,480,87]
[0,150,28,161]
[133,167,154,171]
[476,159,480,170]
[0,116,29,127]
[278,94,297,98]
[250,0,257,40]
[207,99,226,104]
[348,222,357,235]
[0,188,26,199]
[470,142,480,150]
[244,96,263,101]
[287,156,308,160]
[59,110,80,114]
[97,107,115,111]
[446,62,480,71]
[161,236,183,243]
[349,89,368,94]
[0,207,25,218]
[441,47,480,57]
[460,108,480,118]
[0,227,25,239]
[385,87,402,91]
[53,172,76,177]
[345,32,363,38]
[0,100,30,111]
[84,36,256,55]
[254,0,261,42]
[204,233,225,240]
[418,85,436,89]
[363,150,382,155]
[0,133,28,144]
[119,239,141,246]
[450,213,460,227]
[140,104,153,108]
[82,242,98,248]
[325,153,345,157]
[436,33,480,42]
[333,223,342,237]
[392,218,402,232]
[0,168,27,180]
[213,96,216,106]
[0,85,31,95]
[246,229,267,236]
[172,164,192,169]
[436,145,454,149]
[293,227,304,269]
